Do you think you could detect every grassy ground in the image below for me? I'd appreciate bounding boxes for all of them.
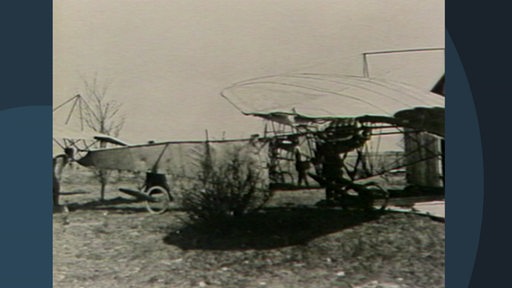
[53,166,444,288]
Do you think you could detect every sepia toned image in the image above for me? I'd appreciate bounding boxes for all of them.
[53,1,445,287]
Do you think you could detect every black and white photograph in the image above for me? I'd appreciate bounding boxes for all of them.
[53,1,445,287]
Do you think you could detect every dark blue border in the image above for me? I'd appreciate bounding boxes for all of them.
[0,107,52,287]
[448,1,512,286]
[445,32,484,288]
[0,1,53,287]
[0,3,52,111]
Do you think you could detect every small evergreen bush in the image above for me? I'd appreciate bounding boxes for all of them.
[181,144,272,225]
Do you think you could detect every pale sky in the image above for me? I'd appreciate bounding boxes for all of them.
[53,0,444,145]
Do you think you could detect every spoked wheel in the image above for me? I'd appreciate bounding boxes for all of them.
[145,185,172,214]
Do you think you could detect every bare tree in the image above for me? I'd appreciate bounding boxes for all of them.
[83,76,124,137]
[82,75,125,200]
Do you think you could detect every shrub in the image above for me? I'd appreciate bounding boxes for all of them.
[181,144,273,225]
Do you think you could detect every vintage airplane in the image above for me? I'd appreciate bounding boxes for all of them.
[73,71,444,214]
[55,47,444,213]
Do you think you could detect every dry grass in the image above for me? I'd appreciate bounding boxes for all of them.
[54,166,444,288]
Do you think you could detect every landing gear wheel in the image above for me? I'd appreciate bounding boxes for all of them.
[145,185,171,214]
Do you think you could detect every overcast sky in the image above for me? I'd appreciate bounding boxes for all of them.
[53,0,444,144]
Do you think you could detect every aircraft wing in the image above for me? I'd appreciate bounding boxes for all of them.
[222,73,444,130]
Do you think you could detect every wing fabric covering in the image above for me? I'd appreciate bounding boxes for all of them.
[222,73,445,134]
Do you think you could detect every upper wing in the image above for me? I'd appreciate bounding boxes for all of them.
[222,73,444,128]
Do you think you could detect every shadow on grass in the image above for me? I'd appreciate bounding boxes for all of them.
[163,207,383,250]
[59,191,91,196]
[63,197,149,213]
